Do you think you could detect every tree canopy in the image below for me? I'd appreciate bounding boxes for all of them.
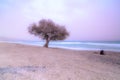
[28,19,69,47]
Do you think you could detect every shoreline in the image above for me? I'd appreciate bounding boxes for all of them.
[0,40,120,52]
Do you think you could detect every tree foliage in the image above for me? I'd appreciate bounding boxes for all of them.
[28,19,69,47]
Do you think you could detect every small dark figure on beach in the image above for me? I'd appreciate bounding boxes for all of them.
[100,50,105,55]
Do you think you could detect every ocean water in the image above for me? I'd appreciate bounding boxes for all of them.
[2,41,120,52]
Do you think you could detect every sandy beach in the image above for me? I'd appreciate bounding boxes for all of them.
[0,42,120,80]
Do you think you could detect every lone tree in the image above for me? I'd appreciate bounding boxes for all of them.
[28,19,69,48]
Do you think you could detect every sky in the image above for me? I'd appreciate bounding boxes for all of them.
[0,0,120,41]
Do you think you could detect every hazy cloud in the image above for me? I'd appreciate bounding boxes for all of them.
[0,0,120,41]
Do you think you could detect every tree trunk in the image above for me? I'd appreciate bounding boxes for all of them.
[44,37,50,48]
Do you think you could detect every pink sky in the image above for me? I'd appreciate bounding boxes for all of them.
[0,0,120,41]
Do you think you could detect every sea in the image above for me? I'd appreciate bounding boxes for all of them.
[1,40,120,52]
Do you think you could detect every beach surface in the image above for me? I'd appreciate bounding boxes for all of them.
[0,42,120,80]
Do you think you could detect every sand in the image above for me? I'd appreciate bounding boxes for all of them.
[0,42,120,80]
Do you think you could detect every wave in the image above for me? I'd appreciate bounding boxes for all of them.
[86,42,120,47]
